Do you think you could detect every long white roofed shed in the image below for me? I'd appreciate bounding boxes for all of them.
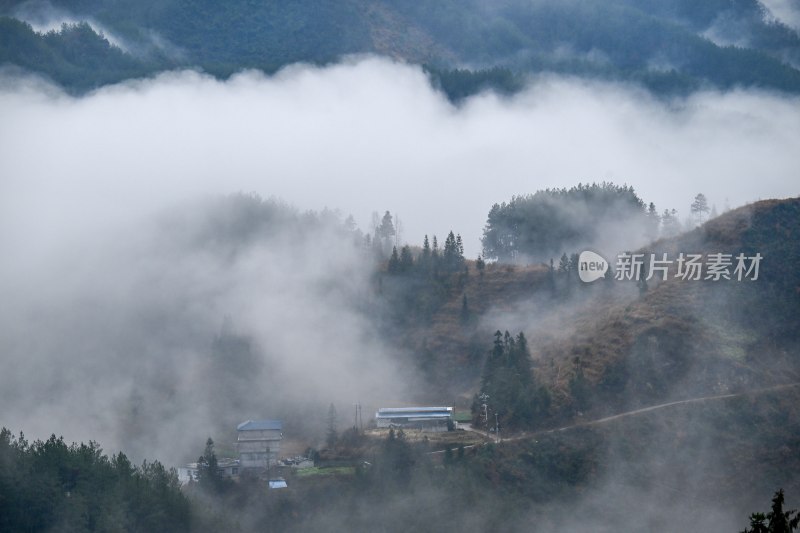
[375,407,453,432]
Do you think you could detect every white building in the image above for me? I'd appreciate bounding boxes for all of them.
[237,419,283,470]
[375,407,454,432]
[178,458,240,484]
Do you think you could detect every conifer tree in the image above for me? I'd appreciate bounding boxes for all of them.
[326,403,338,449]
[690,193,710,225]
[388,246,400,273]
[646,202,660,241]
[742,489,800,533]
[476,254,486,278]
[419,235,431,272]
[198,438,223,492]
[399,245,414,272]
[558,253,570,274]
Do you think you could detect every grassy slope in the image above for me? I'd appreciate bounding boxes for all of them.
[380,197,800,522]
[401,198,800,420]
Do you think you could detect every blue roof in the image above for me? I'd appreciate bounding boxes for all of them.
[377,407,452,414]
[375,407,453,419]
[237,419,282,431]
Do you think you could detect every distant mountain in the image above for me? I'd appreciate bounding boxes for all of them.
[2,0,800,96]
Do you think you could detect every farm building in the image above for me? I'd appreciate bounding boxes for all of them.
[375,406,454,432]
[237,419,283,471]
[178,458,240,484]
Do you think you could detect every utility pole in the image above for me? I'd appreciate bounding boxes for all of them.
[266,445,271,481]
[479,392,489,427]
[353,402,365,433]
[495,413,500,443]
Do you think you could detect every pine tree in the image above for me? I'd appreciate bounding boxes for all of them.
[377,211,396,255]
[419,235,431,272]
[646,202,660,241]
[476,254,486,278]
[198,438,223,492]
[476,330,544,429]
[378,211,395,240]
[569,253,579,276]
[444,231,456,269]
[460,293,470,324]
[742,489,800,533]
[442,231,465,272]
[387,246,400,273]
[399,245,414,272]
[558,253,570,274]
[431,235,441,274]
[690,193,710,225]
[326,403,338,449]
[481,330,505,391]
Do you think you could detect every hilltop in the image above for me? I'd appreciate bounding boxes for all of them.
[381,197,800,423]
[367,196,800,526]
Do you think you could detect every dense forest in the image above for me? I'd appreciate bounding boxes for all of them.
[0,429,190,532]
[481,183,649,261]
[1,0,800,96]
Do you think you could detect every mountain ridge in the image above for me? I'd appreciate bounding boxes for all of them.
[2,0,800,96]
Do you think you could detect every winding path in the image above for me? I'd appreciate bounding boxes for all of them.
[432,382,800,454]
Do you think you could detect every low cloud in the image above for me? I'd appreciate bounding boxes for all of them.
[761,0,800,31]
[0,56,798,466]
[2,58,799,257]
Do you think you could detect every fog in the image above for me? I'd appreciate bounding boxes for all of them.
[10,0,130,51]
[2,58,799,259]
[1,57,799,470]
[761,0,800,31]
[0,193,414,464]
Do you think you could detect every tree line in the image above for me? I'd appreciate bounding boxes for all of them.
[0,428,190,532]
[482,183,719,262]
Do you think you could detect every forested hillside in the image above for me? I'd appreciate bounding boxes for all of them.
[2,0,800,96]
[2,0,798,528]
[379,194,800,425]
[2,190,799,532]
